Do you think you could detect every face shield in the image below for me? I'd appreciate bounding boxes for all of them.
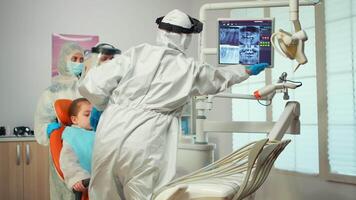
[90,43,121,67]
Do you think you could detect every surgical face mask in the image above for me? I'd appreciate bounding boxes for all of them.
[67,61,84,76]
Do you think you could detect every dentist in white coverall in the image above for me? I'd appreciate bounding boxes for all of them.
[79,9,268,200]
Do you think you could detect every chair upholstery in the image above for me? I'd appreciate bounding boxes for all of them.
[49,99,72,180]
[153,139,290,200]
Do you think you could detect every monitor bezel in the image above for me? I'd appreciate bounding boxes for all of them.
[217,18,275,68]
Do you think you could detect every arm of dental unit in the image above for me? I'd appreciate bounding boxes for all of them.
[194,73,301,144]
[195,96,300,144]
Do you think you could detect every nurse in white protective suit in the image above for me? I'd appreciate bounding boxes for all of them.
[79,9,268,200]
[34,42,84,200]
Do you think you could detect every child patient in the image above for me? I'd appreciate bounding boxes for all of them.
[59,98,95,192]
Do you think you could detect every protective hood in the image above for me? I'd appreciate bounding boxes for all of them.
[156,9,203,34]
[57,42,84,77]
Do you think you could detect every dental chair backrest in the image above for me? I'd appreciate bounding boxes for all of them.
[50,99,73,180]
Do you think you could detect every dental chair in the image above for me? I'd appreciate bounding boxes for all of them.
[49,99,89,200]
[51,100,289,200]
[153,139,290,200]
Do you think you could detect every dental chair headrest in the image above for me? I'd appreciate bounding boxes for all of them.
[54,99,73,126]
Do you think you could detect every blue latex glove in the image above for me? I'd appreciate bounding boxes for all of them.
[46,122,61,138]
[245,63,269,75]
[90,107,102,131]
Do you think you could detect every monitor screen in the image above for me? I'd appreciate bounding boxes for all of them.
[218,19,273,66]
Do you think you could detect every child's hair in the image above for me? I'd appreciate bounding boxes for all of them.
[68,98,90,117]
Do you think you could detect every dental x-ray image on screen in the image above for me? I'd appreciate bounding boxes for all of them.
[218,19,273,67]
[239,26,260,65]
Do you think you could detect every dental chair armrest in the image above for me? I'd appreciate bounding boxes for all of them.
[82,178,90,188]
[72,179,90,200]
[153,185,188,200]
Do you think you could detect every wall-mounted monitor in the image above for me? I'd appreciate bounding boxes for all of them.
[218,18,274,67]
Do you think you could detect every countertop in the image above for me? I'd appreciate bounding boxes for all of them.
[0,135,36,142]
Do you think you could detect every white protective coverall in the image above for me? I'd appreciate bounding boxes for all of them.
[34,42,84,200]
[79,9,250,200]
